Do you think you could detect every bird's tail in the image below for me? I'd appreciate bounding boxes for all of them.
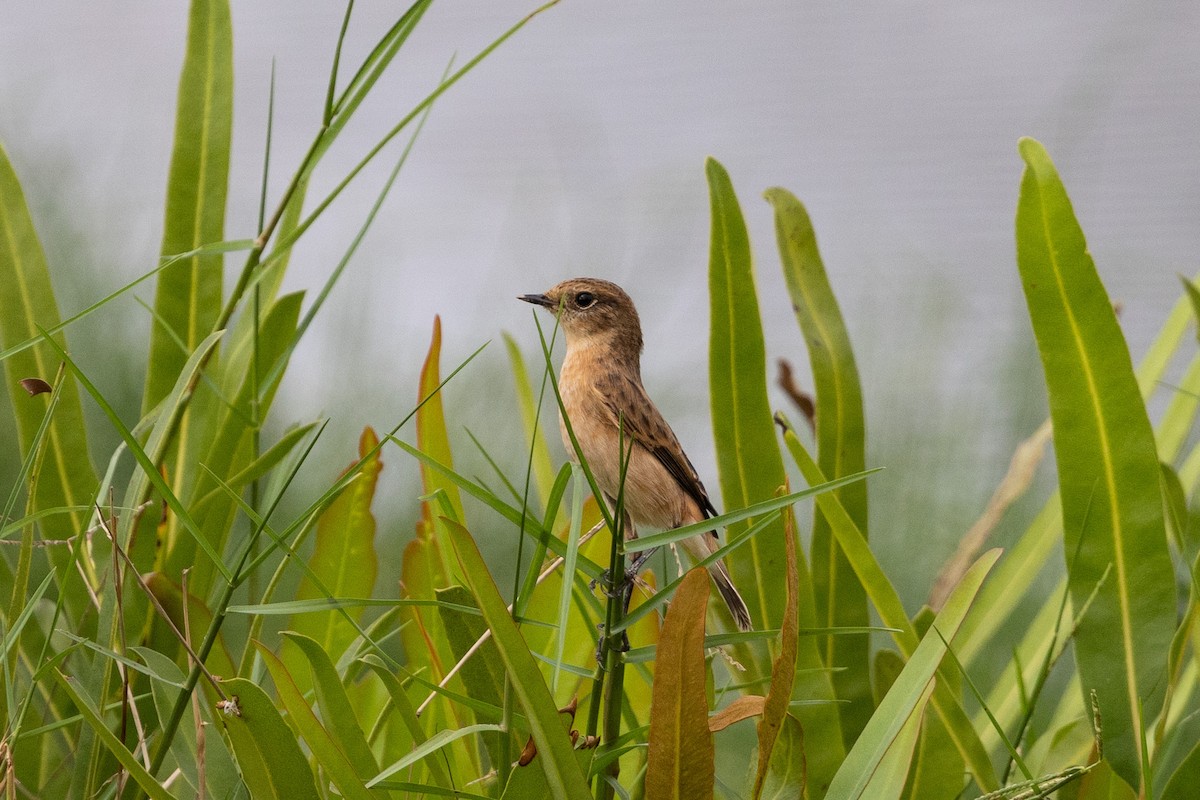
[707,558,752,632]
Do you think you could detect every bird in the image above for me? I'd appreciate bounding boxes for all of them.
[518,277,752,631]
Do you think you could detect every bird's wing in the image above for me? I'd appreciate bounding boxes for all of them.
[599,372,720,522]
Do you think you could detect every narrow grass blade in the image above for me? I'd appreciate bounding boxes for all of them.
[825,551,998,799]
[50,671,177,800]
[441,518,592,799]
[644,568,715,800]
[359,654,455,789]
[258,642,382,800]
[190,420,321,513]
[40,329,231,581]
[504,332,558,507]
[623,471,875,553]
[370,724,506,787]
[436,586,512,770]
[167,291,303,593]
[396,441,604,579]
[706,157,790,663]
[288,427,382,680]
[144,0,232,411]
[767,186,872,747]
[1016,137,1175,789]
[778,418,999,790]
[136,647,241,797]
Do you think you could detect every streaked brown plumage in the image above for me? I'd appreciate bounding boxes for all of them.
[518,278,752,631]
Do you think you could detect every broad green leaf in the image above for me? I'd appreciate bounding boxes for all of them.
[395,316,466,699]
[957,271,1198,671]
[644,568,714,800]
[1158,710,1200,800]
[218,677,321,800]
[288,427,381,679]
[758,715,807,800]
[257,643,382,800]
[442,518,592,799]
[417,317,466,555]
[0,142,97,620]
[136,647,240,797]
[706,157,789,669]
[144,0,232,411]
[825,551,997,799]
[901,686,963,800]
[767,185,873,748]
[1016,137,1174,789]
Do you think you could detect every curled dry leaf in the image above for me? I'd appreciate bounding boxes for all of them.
[708,695,766,732]
[19,377,53,396]
[776,359,816,433]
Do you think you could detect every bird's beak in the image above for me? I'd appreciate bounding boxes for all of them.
[518,293,555,308]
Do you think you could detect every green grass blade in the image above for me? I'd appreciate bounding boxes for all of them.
[258,642,383,800]
[0,239,252,365]
[168,291,303,593]
[504,332,559,507]
[825,551,999,800]
[359,654,455,789]
[395,440,605,580]
[441,518,592,799]
[50,671,177,800]
[143,0,232,412]
[623,472,875,553]
[370,724,507,788]
[778,417,999,790]
[1016,137,1175,789]
[766,186,873,746]
[706,157,790,656]
[40,328,231,581]
[435,586,513,771]
[0,142,97,620]
[287,427,382,677]
[136,647,241,797]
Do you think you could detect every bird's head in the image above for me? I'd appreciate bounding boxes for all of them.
[518,278,643,356]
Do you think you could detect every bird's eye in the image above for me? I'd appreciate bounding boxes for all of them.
[575,292,595,308]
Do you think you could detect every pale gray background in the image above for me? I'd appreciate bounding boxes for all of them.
[2,1,1197,605]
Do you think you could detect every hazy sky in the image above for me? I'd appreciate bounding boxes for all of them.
[3,1,1197,599]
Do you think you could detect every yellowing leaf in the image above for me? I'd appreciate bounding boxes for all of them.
[645,567,714,800]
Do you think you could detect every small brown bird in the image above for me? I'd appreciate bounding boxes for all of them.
[519,278,752,631]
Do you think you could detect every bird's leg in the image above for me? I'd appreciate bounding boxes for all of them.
[593,508,635,664]
[625,546,658,580]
